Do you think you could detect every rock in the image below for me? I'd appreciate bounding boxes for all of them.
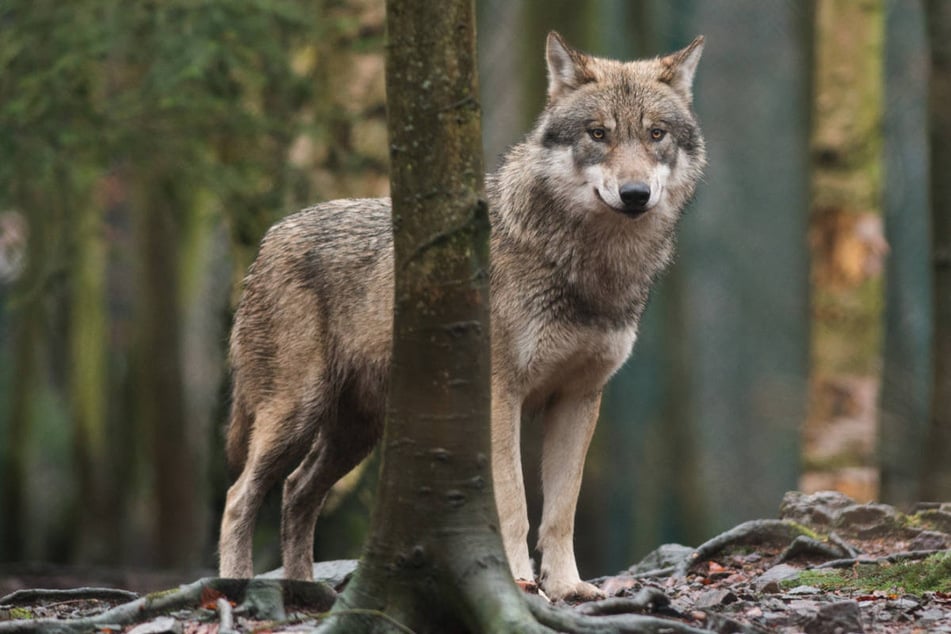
[694,588,738,609]
[258,559,358,590]
[780,490,856,528]
[599,575,637,597]
[628,544,694,574]
[803,600,864,634]
[127,617,182,634]
[754,563,801,593]
[908,530,950,551]
[886,596,920,612]
[915,509,951,534]
[834,503,901,538]
[786,585,822,596]
[920,607,948,623]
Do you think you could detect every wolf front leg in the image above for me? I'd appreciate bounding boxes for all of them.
[537,391,605,601]
[491,383,535,583]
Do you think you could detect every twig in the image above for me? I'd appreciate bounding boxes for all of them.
[812,549,946,569]
[630,566,677,579]
[216,597,234,633]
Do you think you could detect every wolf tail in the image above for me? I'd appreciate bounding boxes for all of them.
[224,395,252,475]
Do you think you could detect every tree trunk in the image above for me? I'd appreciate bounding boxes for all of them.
[71,187,115,563]
[324,1,543,631]
[920,0,951,500]
[878,0,931,506]
[134,169,201,569]
[803,0,885,501]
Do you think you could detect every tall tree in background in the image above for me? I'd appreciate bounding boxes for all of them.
[921,0,951,500]
[324,1,542,630]
[803,0,885,501]
[0,0,316,567]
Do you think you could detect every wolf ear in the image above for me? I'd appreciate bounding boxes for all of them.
[659,35,704,102]
[546,31,595,101]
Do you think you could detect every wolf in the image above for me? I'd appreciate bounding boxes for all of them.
[218,31,705,601]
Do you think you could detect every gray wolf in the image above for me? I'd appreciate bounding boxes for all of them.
[218,31,705,601]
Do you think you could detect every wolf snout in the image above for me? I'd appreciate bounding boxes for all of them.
[618,182,651,213]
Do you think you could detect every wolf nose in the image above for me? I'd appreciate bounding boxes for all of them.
[619,182,651,211]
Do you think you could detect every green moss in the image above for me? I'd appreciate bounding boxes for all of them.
[782,553,951,595]
[786,521,824,541]
[782,568,849,591]
[144,587,180,601]
[6,607,34,620]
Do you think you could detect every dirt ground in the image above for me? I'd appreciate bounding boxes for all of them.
[1,491,949,633]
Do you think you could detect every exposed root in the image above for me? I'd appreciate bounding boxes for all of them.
[812,549,946,570]
[674,520,811,577]
[0,587,139,606]
[526,594,713,634]
[575,588,669,616]
[776,535,851,563]
[0,578,336,633]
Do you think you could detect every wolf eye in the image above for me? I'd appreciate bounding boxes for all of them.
[589,128,606,141]
[650,128,666,141]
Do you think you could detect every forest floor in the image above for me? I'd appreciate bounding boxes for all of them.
[1,491,949,633]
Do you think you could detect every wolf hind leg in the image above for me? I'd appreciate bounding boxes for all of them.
[280,405,380,580]
[219,400,305,578]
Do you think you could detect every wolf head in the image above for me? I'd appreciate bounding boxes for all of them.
[534,32,706,224]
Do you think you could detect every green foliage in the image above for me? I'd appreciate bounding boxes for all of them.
[0,0,315,234]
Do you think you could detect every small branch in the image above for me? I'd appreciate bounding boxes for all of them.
[812,549,945,570]
[217,597,234,633]
[630,566,677,579]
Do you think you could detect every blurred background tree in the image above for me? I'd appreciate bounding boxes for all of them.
[0,0,943,581]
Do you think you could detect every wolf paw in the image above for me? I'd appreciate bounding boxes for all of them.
[541,578,605,602]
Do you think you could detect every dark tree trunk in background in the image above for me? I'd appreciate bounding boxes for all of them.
[878,0,931,507]
[324,1,543,632]
[920,0,951,500]
[134,170,201,569]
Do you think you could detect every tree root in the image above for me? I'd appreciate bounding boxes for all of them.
[0,577,336,633]
[525,594,713,634]
[575,588,670,616]
[0,587,139,606]
[812,549,945,569]
[674,520,811,577]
